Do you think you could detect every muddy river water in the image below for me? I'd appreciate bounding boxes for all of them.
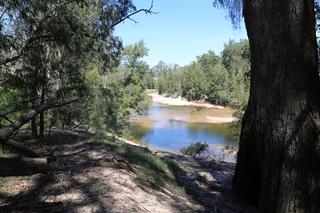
[130,103,237,161]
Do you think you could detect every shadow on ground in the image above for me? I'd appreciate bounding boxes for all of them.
[0,131,256,212]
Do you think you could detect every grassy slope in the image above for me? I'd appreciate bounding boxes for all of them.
[92,138,186,196]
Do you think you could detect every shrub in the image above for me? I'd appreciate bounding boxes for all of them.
[181,141,209,158]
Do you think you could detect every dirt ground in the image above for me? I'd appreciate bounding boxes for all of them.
[0,131,256,213]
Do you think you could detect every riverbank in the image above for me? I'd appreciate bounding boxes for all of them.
[148,93,236,124]
[125,138,237,163]
[0,131,252,212]
[148,92,224,109]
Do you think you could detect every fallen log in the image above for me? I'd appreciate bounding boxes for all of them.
[0,155,48,176]
[0,97,79,142]
[4,139,39,157]
[0,201,64,212]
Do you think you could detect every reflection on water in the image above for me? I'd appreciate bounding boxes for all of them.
[130,103,237,153]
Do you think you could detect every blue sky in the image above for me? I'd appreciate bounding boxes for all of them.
[115,0,247,67]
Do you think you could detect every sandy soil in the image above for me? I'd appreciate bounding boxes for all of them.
[0,138,202,212]
[0,132,255,213]
[147,93,237,124]
[205,116,237,123]
[148,93,225,109]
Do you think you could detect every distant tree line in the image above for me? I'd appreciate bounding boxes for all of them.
[154,40,250,108]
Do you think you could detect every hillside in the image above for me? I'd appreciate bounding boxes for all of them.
[0,131,255,212]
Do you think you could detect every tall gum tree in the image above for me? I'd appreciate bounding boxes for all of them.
[215,0,320,212]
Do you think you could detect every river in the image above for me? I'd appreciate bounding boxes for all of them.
[129,103,238,162]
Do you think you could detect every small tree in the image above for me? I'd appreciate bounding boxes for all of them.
[181,141,209,158]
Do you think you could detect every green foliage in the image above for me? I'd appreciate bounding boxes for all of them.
[213,0,243,28]
[122,40,149,69]
[197,50,221,73]
[181,63,206,101]
[74,41,152,135]
[120,40,152,114]
[221,40,251,107]
[125,148,185,195]
[0,1,151,137]
[181,141,209,158]
[205,63,229,105]
[95,138,185,196]
[229,107,245,140]
[143,71,156,89]
[157,66,182,96]
[0,88,21,127]
[155,40,250,108]
[0,88,20,110]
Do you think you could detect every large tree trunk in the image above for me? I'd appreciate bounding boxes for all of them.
[31,117,38,138]
[233,0,320,212]
[31,89,38,138]
[39,112,44,137]
[39,88,45,138]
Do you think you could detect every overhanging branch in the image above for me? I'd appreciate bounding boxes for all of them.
[111,0,157,28]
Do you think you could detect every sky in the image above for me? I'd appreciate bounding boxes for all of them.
[114,0,248,67]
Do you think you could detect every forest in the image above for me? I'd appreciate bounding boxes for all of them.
[0,3,152,139]
[156,40,250,108]
[1,0,320,212]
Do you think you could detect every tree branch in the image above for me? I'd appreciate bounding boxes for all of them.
[111,0,157,28]
[0,97,38,118]
[1,116,14,124]
[0,8,7,20]
[0,34,53,66]
[0,97,79,142]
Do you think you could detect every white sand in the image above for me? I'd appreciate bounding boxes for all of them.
[205,116,237,123]
[148,93,225,109]
[147,93,236,123]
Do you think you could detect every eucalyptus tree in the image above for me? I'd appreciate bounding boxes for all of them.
[155,42,250,106]
[214,0,320,212]
[120,40,150,110]
[221,40,250,107]
[0,0,154,138]
[181,63,206,101]
[152,61,169,77]
[196,50,221,74]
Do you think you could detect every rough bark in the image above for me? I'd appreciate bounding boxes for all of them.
[31,90,38,138]
[39,113,44,137]
[233,0,320,212]
[31,117,38,138]
[39,89,45,138]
